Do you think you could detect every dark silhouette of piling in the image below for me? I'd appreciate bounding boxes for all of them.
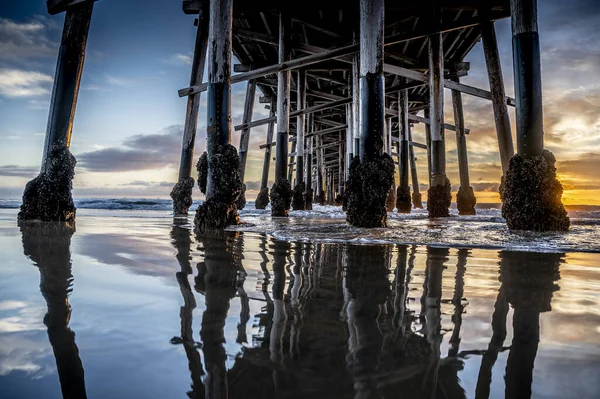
[270,12,293,217]
[20,1,94,223]
[451,77,476,215]
[194,0,243,232]
[20,222,87,399]
[171,5,209,215]
[346,0,394,228]
[396,89,412,213]
[502,0,569,231]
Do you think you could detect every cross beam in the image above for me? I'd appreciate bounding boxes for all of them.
[178,16,508,97]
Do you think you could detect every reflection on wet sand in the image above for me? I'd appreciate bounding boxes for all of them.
[165,229,563,398]
[170,220,205,398]
[502,251,562,399]
[20,222,87,399]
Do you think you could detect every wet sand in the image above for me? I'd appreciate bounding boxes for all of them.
[0,208,599,398]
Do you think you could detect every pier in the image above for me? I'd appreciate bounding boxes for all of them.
[19,0,570,232]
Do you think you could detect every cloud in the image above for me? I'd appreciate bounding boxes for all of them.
[0,68,53,97]
[122,180,175,187]
[0,165,38,178]
[77,125,185,172]
[0,17,59,62]
[105,75,135,87]
[165,53,193,65]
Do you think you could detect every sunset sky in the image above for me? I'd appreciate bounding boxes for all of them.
[0,0,599,204]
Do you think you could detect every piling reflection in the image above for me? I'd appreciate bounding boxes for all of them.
[170,220,205,398]
[501,251,562,399]
[195,231,241,399]
[20,222,87,399]
[165,230,563,399]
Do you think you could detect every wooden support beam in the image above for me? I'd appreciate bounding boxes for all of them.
[204,0,233,198]
[295,70,306,186]
[408,113,470,134]
[410,141,427,150]
[260,105,275,190]
[511,0,544,158]
[178,16,509,98]
[408,126,421,200]
[429,31,447,187]
[481,17,514,172]
[399,89,410,192]
[383,63,516,107]
[424,108,433,179]
[238,80,256,182]
[274,12,291,181]
[452,77,471,189]
[175,2,209,209]
[306,125,348,138]
[46,0,96,15]
[352,53,360,155]
[345,103,353,180]
[41,1,94,172]
[359,0,385,163]
[234,98,351,131]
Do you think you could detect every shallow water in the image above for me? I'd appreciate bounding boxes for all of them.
[1,208,599,398]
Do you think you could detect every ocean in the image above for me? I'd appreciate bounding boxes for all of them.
[2,197,600,253]
[0,201,599,398]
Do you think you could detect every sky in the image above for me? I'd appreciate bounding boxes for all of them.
[0,0,599,204]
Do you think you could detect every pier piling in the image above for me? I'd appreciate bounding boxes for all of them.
[501,0,569,231]
[171,5,209,215]
[481,16,514,181]
[19,1,95,223]
[194,0,242,232]
[409,128,423,208]
[237,79,257,210]
[426,25,452,218]
[346,0,394,228]
[270,12,293,216]
[292,70,306,210]
[451,78,476,215]
[255,103,275,209]
[396,90,412,213]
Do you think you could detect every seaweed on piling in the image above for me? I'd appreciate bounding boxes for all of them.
[304,187,313,210]
[194,145,242,233]
[255,187,270,209]
[236,183,247,210]
[346,154,395,228]
[386,185,397,212]
[456,186,476,216]
[196,152,208,195]
[292,182,306,210]
[412,192,423,209]
[170,177,195,215]
[396,186,411,213]
[18,146,76,223]
[427,177,452,218]
[502,150,569,232]
[270,178,293,217]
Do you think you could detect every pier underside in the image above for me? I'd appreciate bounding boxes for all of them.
[25,0,569,232]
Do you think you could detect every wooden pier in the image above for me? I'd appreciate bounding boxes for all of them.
[20,0,570,232]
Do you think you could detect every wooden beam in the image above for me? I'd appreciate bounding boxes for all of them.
[238,80,256,182]
[234,97,351,131]
[178,16,510,97]
[46,0,96,15]
[383,63,516,107]
[306,125,348,138]
[41,2,94,172]
[408,113,470,134]
[274,12,291,182]
[481,18,514,172]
